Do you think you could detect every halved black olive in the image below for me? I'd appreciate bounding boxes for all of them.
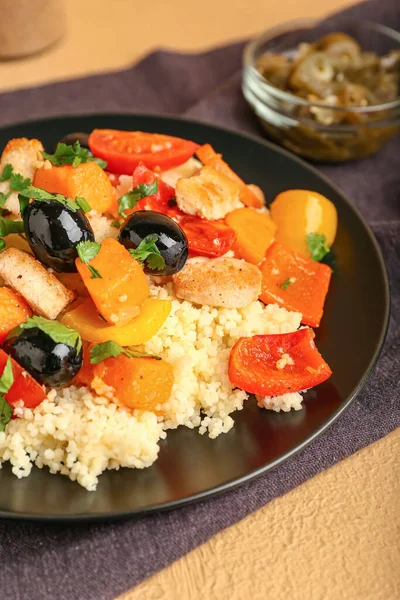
[3,328,82,387]
[23,200,95,272]
[119,210,188,276]
[55,132,90,152]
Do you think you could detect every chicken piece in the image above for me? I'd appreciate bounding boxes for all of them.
[0,138,44,214]
[173,257,262,308]
[175,166,243,220]
[0,248,74,319]
[160,157,202,188]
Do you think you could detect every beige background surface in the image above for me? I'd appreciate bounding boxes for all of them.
[0,1,398,599]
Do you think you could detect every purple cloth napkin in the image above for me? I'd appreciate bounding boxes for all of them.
[0,1,399,599]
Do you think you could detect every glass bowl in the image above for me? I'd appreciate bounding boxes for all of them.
[242,18,400,162]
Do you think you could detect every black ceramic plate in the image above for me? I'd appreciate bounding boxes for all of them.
[0,115,389,521]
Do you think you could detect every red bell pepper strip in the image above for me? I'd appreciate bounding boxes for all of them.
[228,328,332,396]
[0,349,46,409]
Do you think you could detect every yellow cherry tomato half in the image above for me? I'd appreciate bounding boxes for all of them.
[270,189,337,258]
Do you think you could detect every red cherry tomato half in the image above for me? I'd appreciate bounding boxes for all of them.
[133,163,175,214]
[228,328,332,396]
[176,213,237,258]
[0,349,46,410]
[89,130,199,174]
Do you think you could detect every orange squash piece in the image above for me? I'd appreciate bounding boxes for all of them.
[33,161,117,214]
[91,353,173,413]
[196,144,263,208]
[74,343,173,414]
[0,287,32,343]
[259,241,332,327]
[225,207,276,265]
[75,238,149,325]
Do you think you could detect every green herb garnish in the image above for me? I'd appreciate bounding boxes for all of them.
[18,186,91,217]
[118,180,158,218]
[0,357,15,431]
[0,164,31,191]
[41,141,107,169]
[0,191,11,207]
[76,241,102,279]
[89,340,161,365]
[0,396,12,432]
[0,164,14,182]
[20,316,82,353]
[129,234,165,271]
[0,217,24,237]
[0,394,12,431]
[280,278,293,290]
[110,220,121,229]
[9,173,31,192]
[306,232,330,262]
[0,358,13,395]
[0,216,25,248]
[75,197,91,213]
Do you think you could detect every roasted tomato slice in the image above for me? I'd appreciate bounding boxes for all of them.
[89,130,199,174]
[228,328,332,396]
[176,214,237,258]
[133,163,175,214]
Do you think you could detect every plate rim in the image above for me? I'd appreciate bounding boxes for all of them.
[0,113,391,522]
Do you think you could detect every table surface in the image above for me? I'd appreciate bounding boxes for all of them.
[0,1,398,599]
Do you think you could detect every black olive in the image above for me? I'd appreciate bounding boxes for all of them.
[3,328,82,387]
[55,132,90,152]
[23,200,95,272]
[119,210,188,276]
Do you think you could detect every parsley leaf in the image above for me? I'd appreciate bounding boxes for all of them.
[86,265,102,279]
[0,164,13,182]
[76,240,101,262]
[321,250,336,271]
[0,217,25,237]
[75,197,91,213]
[0,357,14,395]
[280,278,293,290]
[129,234,166,272]
[306,233,330,262]
[0,357,14,432]
[20,316,82,353]
[76,241,102,279]
[18,186,91,216]
[0,191,11,207]
[0,164,31,192]
[0,396,12,432]
[89,340,161,365]
[42,141,107,169]
[118,180,158,218]
[9,173,31,192]
[0,239,5,250]
[136,181,158,197]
